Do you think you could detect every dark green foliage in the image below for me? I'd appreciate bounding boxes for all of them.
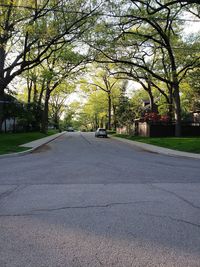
[115,81,134,127]
[2,93,43,132]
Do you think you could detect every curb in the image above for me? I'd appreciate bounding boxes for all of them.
[0,132,66,159]
[111,136,200,160]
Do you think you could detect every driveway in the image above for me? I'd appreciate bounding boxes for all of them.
[0,132,200,266]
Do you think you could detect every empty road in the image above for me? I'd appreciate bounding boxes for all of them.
[0,132,200,266]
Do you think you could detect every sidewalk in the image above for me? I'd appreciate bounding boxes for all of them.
[1,132,200,160]
[111,136,200,160]
[0,132,66,159]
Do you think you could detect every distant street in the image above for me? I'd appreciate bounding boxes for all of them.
[0,132,200,266]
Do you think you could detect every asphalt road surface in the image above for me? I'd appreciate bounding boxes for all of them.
[0,132,200,267]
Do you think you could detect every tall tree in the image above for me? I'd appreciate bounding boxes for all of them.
[39,47,85,133]
[89,0,200,136]
[83,65,121,129]
[0,0,100,131]
[49,86,73,130]
[78,90,108,130]
[81,64,120,130]
[115,80,135,128]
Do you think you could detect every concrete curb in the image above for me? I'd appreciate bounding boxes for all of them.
[111,136,200,160]
[0,132,66,159]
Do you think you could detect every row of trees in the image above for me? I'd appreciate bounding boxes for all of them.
[69,64,200,132]
[88,0,200,136]
[0,0,98,132]
[1,0,200,135]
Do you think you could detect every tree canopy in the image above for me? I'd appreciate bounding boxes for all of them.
[1,0,200,136]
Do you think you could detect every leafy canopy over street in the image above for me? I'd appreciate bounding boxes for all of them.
[0,0,200,137]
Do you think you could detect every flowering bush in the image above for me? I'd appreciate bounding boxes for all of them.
[143,112,161,122]
[160,115,170,122]
[143,112,170,123]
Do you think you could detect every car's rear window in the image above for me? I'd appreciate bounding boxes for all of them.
[99,128,106,131]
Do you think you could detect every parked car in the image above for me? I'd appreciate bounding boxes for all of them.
[66,127,74,132]
[95,128,107,138]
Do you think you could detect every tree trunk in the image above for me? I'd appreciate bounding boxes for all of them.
[100,117,104,128]
[26,79,33,132]
[168,86,174,123]
[112,104,117,131]
[0,47,6,133]
[0,89,5,132]
[54,113,59,129]
[13,117,16,133]
[167,42,182,136]
[148,90,157,113]
[146,79,157,113]
[94,114,98,130]
[33,80,38,103]
[41,89,50,134]
[171,59,181,136]
[173,84,182,137]
[108,93,112,130]
[27,75,33,104]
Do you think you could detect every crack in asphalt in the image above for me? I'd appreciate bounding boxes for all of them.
[140,212,200,229]
[32,201,150,212]
[0,200,156,217]
[151,184,200,210]
[80,133,92,145]
[0,185,25,201]
[0,187,18,200]
[0,213,38,217]
[1,199,200,230]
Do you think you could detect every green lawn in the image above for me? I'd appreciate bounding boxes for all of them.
[114,134,200,153]
[0,130,58,155]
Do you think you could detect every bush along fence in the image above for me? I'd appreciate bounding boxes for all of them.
[116,112,200,137]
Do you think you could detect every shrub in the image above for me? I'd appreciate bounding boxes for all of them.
[143,112,170,123]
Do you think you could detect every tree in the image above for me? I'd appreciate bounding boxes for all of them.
[39,46,86,133]
[20,43,89,133]
[113,52,174,121]
[81,64,121,130]
[89,0,200,136]
[181,67,200,117]
[0,0,100,131]
[76,90,108,130]
[138,0,200,15]
[115,80,135,128]
[49,83,75,130]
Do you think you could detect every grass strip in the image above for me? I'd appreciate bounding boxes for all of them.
[0,130,58,155]
[114,134,200,153]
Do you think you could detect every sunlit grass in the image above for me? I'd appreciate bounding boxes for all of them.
[114,134,200,153]
[0,130,59,155]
